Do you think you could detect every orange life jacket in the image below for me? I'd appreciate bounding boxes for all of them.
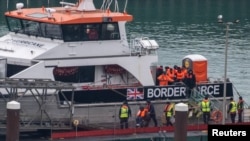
[176,71,184,80]
[158,74,173,86]
[137,109,148,118]
[167,69,175,79]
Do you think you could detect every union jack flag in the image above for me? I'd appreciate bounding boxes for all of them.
[126,88,144,100]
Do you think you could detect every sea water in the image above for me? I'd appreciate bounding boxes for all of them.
[0,0,249,140]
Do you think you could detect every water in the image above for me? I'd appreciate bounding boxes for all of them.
[0,0,250,140]
[126,0,250,105]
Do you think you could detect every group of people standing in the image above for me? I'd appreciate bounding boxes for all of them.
[227,96,244,123]
[119,95,245,129]
[156,65,196,98]
[119,99,175,129]
[199,95,244,124]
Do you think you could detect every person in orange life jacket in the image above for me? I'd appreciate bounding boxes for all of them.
[157,71,174,86]
[167,68,175,85]
[145,99,158,127]
[156,66,164,85]
[119,101,132,129]
[237,96,244,123]
[136,106,149,127]
[165,66,170,73]
[163,101,174,126]
[173,65,178,78]
[227,97,237,123]
[175,67,185,83]
[199,95,212,124]
[183,69,196,98]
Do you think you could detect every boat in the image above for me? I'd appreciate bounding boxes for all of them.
[0,0,248,139]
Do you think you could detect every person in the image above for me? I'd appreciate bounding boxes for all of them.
[136,105,149,127]
[88,28,99,40]
[164,66,170,73]
[156,66,163,85]
[163,101,174,126]
[183,69,196,98]
[157,71,174,86]
[175,67,185,83]
[227,97,237,123]
[145,99,158,127]
[119,101,132,129]
[237,96,244,123]
[167,68,175,85]
[199,95,211,124]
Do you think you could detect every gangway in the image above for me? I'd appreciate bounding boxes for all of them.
[187,88,225,122]
[0,78,75,131]
[188,89,221,110]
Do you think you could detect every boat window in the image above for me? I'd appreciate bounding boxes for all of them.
[53,66,95,83]
[7,64,29,77]
[6,16,63,39]
[22,20,41,36]
[61,22,120,42]
[62,24,84,41]
[40,23,63,39]
[85,24,100,40]
[101,23,120,40]
[6,17,23,33]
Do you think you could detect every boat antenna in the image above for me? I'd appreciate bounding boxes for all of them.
[7,0,9,11]
[124,0,128,13]
[100,0,112,12]
[114,0,119,12]
[26,0,29,8]
[48,0,50,7]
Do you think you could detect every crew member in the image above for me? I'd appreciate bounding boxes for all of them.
[227,97,237,123]
[199,95,211,124]
[183,69,196,98]
[145,100,158,127]
[119,101,132,129]
[237,96,244,123]
[163,101,174,126]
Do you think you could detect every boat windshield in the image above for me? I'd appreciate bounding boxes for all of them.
[6,16,62,39]
[6,16,120,42]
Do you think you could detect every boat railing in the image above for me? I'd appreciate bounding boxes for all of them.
[1,97,248,133]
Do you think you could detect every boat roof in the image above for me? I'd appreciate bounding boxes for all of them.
[5,0,133,24]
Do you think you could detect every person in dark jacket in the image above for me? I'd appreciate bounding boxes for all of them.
[145,100,158,127]
[183,69,196,98]
[119,101,132,129]
[156,66,163,85]
[237,96,244,123]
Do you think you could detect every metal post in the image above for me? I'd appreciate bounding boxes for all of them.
[218,15,239,124]
[222,24,229,125]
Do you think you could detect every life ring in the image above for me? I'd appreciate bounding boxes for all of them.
[73,119,79,126]
[211,110,223,123]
